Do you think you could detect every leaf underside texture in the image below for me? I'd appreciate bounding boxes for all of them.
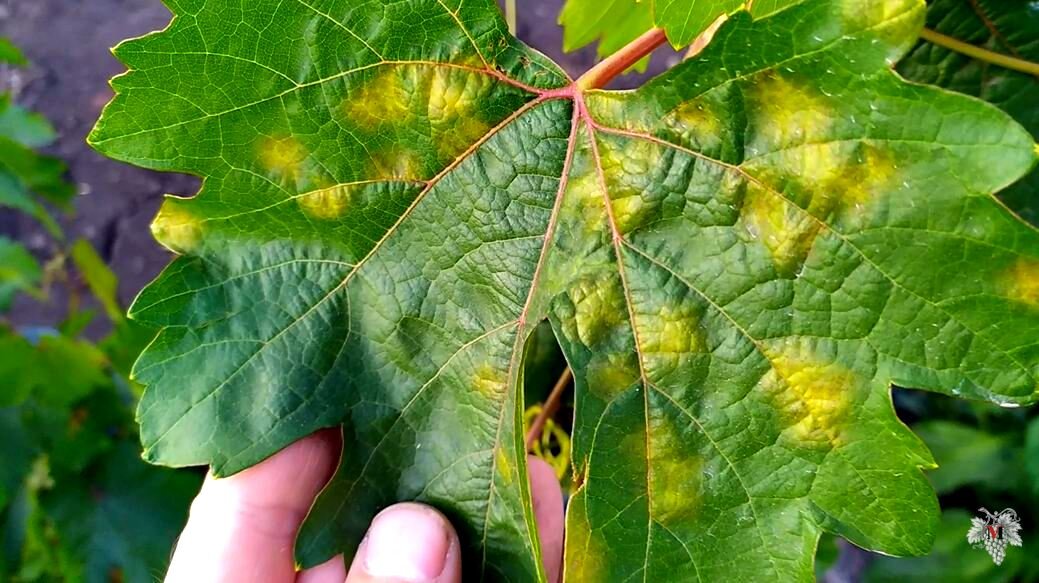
[89,0,1039,580]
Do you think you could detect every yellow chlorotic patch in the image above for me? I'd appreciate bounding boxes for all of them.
[472,362,507,398]
[637,301,706,379]
[1002,259,1039,308]
[151,200,202,254]
[260,136,306,178]
[563,169,608,237]
[344,68,412,127]
[763,341,859,447]
[571,274,628,347]
[840,0,919,47]
[429,69,492,161]
[436,115,492,162]
[582,92,635,130]
[665,98,724,153]
[841,0,910,27]
[741,183,821,276]
[297,184,355,219]
[563,496,608,582]
[495,446,514,485]
[584,352,641,399]
[368,146,422,180]
[599,137,663,235]
[647,417,703,525]
[748,73,835,150]
[797,143,897,217]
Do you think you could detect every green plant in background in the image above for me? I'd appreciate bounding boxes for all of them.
[0,38,199,582]
[84,0,1039,579]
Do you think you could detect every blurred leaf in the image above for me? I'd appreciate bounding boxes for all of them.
[915,420,1024,494]
[1025,417,1039,497]
[38,443,200,583]
[57,309,96,339]
[0,409,34,509]
[558,0,805,72]
[559,0,654,73]
[99,320,155,380]
[0,135,74,207]
[6,333,110,409]
[0,95,57,149]
[0,38,26,66]
[0,238,41,313]
[70,239,122,323]
[0,331,37,406]
[0,173,61,238]
[865,509,1024,583]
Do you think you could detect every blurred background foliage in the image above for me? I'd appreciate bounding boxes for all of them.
[0,38,200,582]
[0,0,1037,580]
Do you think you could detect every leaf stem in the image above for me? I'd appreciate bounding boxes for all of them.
[525,367,572,451]
[505,0,517,35]
[919,28,1039,77]
[576,28,669,90]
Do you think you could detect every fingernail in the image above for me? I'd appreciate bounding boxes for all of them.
[361,503,450,581]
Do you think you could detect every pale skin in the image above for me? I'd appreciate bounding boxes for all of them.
[166,429,566,583]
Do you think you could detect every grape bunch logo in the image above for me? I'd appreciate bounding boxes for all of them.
[966,508,1022,565]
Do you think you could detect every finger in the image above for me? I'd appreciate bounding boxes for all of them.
[166,428,342,583]
[528,456,564,583]
[345,503,462,583]
[296,555,347,583]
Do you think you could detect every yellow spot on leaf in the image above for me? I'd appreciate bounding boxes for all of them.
[648,417,703,525]
[368,146,422,180]
[1002,259,1039,307]
[745,143,898,271]
[796,143,897,216]
[495,447,513,485]
[472,363,507,398]
[665,98,724,153]
[563,494,608,582]
[297,184,354,219]
[748,73,835,150]
[260,137,306,178]
[151,200,201,254]
[564,169,608,236]
[764,341,859,447]
[344,69,411,127]
[637,301,706,378]
[741,183,820,276]
[584,352,641,399]
[571,274,627,347]
[599,137,663,235]
[429,69,492,160]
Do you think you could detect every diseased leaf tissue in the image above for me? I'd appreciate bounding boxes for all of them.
[89,0,1038,580]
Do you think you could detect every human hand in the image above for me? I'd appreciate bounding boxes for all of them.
[165,429,565,583]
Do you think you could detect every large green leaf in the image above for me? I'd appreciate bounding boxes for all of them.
[90,0,1039,579]
[898,0,1039,222]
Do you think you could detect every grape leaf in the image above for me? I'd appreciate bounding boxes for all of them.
[0,238,41,313]
[559,0,804,73]
[897,0,1039,223]
[89,0,1039,579]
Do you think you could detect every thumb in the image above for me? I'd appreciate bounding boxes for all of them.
[345,503,461,583]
